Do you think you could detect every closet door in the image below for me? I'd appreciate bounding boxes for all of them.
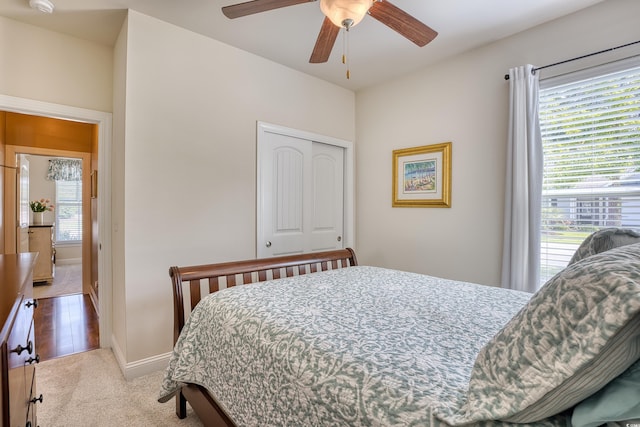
[257,128,344,258]
[310,142,344,252]
[259,132,312,257]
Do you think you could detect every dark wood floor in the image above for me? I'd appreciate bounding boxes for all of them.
[34,293,100,361]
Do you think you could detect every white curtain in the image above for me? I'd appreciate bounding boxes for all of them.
[501,65,543,292]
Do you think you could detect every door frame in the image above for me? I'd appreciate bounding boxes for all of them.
[256,121,355,256]
[1,94,113,349]
[6,146,91,287]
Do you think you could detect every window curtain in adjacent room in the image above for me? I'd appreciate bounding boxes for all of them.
[501,64,543,292]
[46,158,82,181]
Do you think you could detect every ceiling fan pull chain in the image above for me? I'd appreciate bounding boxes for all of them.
[342,19,352,79]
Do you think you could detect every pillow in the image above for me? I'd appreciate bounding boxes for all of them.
[569,228,640,265]
[461,242,640,424]
[571,358,640,427]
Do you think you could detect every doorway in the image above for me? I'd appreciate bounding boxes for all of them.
[26,154,84,300]
[6,143,93,298]
[7,142,97,361]
[0,94,112,349]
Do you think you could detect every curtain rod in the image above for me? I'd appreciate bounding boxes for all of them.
[503,39,640,80]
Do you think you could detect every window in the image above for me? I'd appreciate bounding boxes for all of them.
[55,180,82,243]
[538,58,640,285]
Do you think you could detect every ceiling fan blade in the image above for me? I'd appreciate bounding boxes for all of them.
[368,0,437,47]
[309,17,340,63]
[222,0,314,19]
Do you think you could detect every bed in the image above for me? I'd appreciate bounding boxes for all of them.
[159,241,640,427]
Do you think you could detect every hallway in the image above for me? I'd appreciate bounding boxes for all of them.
[34,293,100,361]
[33,264,99,361]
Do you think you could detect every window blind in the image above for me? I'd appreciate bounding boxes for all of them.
[538,60,640,286]
[55,180,82,243]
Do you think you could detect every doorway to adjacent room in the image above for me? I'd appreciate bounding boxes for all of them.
[1,94,113,350]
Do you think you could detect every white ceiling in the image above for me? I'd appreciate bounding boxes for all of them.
[0,0,606,91]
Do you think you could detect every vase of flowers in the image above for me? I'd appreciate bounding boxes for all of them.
[30,199,54,225]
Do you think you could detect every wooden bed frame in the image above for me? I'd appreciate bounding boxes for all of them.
[169,248,359,427]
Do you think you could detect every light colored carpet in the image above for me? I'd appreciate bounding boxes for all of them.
[34,262,82,299]
[37,348,203,426]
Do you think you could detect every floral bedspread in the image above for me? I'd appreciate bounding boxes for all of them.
[158,266,567,426]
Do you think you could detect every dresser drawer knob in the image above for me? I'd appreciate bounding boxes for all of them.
[26,299,38,309]
[11,340,33,355]
[27,354,40,365]
[30,394,43,404]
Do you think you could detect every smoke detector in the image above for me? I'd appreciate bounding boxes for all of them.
[29,0,55,13]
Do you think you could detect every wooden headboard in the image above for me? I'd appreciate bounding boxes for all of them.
[169,248,358,345]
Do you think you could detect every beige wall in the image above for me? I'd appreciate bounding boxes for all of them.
[116,11,356,363]
[0,16,113,113]
[111,13,128,370]
[355,0,640,286]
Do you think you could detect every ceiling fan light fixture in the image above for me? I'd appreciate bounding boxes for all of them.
[320,0,373,28]
[29,0,55,14]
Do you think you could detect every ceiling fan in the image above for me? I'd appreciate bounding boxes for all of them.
[221,0,438,64]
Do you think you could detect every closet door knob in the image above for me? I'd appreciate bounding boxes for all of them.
[265,241,272,248]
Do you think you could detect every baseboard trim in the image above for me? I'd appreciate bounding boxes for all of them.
[123,352,172,380]
[110,336,126,374]
[109,337,172,380]
[56,258,82,265]
[88,287,99,317]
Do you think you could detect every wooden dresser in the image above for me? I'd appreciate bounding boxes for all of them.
[28,226,55,284]
[0,253,41,427]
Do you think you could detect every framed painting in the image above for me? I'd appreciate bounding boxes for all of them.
[392,142,451,207]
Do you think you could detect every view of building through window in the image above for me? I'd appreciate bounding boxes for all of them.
[538,60,640,286]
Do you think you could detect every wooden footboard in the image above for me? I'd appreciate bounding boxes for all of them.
[168,248,358,426]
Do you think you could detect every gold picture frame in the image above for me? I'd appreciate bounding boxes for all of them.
[392,142,452,208]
